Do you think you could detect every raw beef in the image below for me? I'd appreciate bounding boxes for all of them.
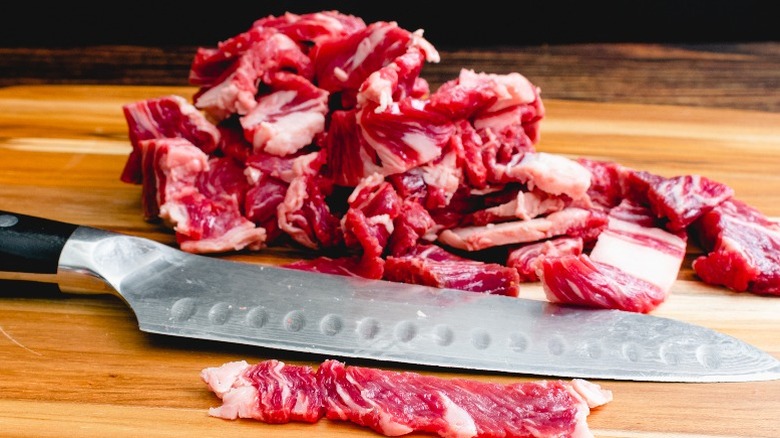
[691,198,780,295]
[139,137,266,254]
[239,71,329,156]
[252,10,367,52]
[437,207,607,252]
[201,359,323,423]
[339,174,403,279]
[575,158,626,211]
[122,95,221,184]
[539,254,669,314]
[507,237,584,282]
[193,31,313,121]
[540,201,687,313]
[311,20,438,109]
[383,243,521,296]
[120,9,777,309]
[624,170,734,231]
[139,137,209,221]
[202,359,612,438]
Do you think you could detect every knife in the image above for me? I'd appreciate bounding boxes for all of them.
[1,210,778,382]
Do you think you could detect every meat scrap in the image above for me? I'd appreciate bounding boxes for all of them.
[540,200,687,313]
[691,198,780,295]
[201,359,612,438]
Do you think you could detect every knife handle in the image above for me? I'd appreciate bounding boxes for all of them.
[0,211,78,275]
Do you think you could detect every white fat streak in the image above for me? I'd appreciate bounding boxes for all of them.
[348,173,385,204]
[606,217,687,252]
[564,277,588,301]
[401,130,443,160]
[244,166,263,185]
[179,220,267,253]
[515,191,546,220]
[487,199,520,219]
[367,213,395,235]
[438,208,591,251]
[420,151,461,204]
[732,214,780,238]
[255,111,326,156]
[357,111,442,175]
[566,380,613,438]
[511,152,592,200]
[411,29,440,63]
[473,107,521,131]
[194,71,257,121]
[571,379,613,408]
[311,12,346,32]
[437,392,477,438]
[277,177,318,249]
[589,218,685,291]
[268,360,292,409]
[242,90,298,125]
[341,23,395,76]
[200,360,251,398]
[332,372,415,436]
[208,385,259,420]
[457,69,536,112]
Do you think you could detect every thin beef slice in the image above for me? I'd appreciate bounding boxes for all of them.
[202,359,612,438]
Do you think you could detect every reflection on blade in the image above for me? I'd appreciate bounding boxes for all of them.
[63,229,780,382]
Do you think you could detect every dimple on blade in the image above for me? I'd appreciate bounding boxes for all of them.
[61,228,780,382]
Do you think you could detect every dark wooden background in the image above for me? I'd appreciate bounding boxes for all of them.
[1,1,777,47]
[1,1,779,112]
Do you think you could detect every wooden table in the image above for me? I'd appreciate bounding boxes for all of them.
[1,42,780,437]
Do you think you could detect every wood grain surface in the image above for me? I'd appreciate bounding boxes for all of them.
[3,42,780,113]
[1,85,779,438]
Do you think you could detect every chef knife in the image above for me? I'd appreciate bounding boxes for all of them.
[1,210,779,382]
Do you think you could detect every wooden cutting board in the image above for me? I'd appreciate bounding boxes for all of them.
[1,85,779,437]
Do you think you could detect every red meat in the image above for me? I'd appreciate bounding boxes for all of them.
[202,359,612,438]
[121,9,776,307]
[692,198,780,295]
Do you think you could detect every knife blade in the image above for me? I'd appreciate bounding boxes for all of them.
[1,210,779,382]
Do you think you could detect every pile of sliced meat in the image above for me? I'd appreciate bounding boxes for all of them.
[120,10,780,314]
[201,359,613,438]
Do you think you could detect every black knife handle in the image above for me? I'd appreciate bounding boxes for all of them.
[0,211,79,274]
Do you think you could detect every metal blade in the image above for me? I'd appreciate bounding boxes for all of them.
[60,227,780,382]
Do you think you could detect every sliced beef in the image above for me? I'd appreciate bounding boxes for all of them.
[239,71,329,156]
[576,158,627,211]
[193,31,313,121]
[202,359,612,438]
[340,174,403,279]
[691,198,780,295]
[323,99,456,187]
[438,207,607,252]
[487,152,592,202]
[624,170,734,231]
[507,237,584,282]
[201,359,323,423]
[311,20,438,109]
[539,254,669,313]
[277,171,343,250]
[139,137,209,221]
[122,9,778,310]
[357,48,430,112]
[139,137,266,254]
[252,10,367,53]
[383,243,521,296]
[430,69,544,145]
[465,188,568,225]
[122,95,221,184]
[540,200,687,313]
